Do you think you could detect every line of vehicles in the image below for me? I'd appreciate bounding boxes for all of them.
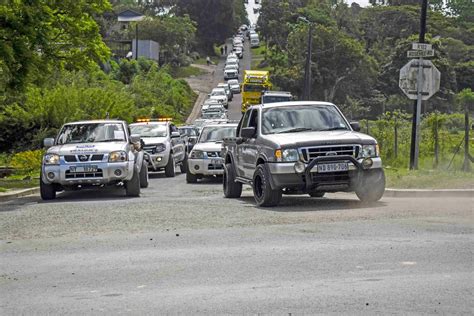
[39,25,386,206]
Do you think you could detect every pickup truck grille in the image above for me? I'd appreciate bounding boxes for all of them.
[65,169,104,179]
[143,146,157,154]
[64,154,104,163]
[301,145,359,162]
[207,151,220,158]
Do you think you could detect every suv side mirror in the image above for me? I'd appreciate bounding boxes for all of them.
[130,134,141,143]
[241,127,256,138]
[350,121,361,132]
[171,131,181,138]
[43,138,55,148]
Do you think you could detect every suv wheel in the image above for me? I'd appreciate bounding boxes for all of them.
[165,154,175,177]
[40,172,56,200]
[180,153,188,174]
[355,169,385,202]
[308,191,325,198]
[125,168,141,197]
[252,164,281,207]
[139,160,149,188]
[223,163,242,198]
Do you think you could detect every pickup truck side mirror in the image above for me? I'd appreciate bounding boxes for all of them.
[171,131,181,138]
[241,127,256,139]
[350,121,361,132]
[43,138,55,148]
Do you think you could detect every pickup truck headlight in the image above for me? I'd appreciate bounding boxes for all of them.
[44,154,60,165]
[190,150,204,159]
[109,151,128,162]
[275,149,299,162]
[155,143,166,153]
[361,145,379,158]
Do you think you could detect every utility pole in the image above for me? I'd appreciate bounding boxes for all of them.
[299,16,313,101]
[409,0,428,170]
[135,23,139,60]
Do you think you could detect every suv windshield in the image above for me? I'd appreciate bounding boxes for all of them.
[57,123,126,144]
[130,124,168,137]
[243,84,265,92]
[262,105,349,135]
[199,126,236,143]
[262,96,292,103]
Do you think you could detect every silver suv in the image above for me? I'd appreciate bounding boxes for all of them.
[130,120,186,177]
[222,102,385,206]
[41,120,148,200]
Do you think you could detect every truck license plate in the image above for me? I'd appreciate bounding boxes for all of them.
[70,165,98,173]
[210,159,223,165]
[317,162,348,173]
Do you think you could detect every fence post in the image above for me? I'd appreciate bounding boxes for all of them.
[434,115,439,168]
[394,118,398,159]
[462,104,471,172]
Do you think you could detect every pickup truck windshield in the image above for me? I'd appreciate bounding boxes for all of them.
[262,96,292,103]
[262,105,349,135]
[57,123,126,144]
[199,126,236,143]
[130,124,168,138]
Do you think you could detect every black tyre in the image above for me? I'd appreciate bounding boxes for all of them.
[223,163,242,198]
[165,154,175,178]
[125,168,141,197]
[139,160,149,188]
[252,164,281,207]
[180,153,188,174]
[40,173,56,200]
[186,168,198,183]
[308,191,325,198]
[355,169,385,202]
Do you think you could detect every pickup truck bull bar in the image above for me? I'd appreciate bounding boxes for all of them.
[304,155,363,190]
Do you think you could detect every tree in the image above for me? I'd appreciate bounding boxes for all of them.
[0,0,111,93]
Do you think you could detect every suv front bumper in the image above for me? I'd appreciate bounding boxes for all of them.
[267,156,382,191]
[188,158,224,176]
[145,152,170,170]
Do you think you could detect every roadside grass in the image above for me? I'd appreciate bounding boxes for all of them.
[250,41,272,71]
[0,178,38,192]
[194,57,220,66]
[384,167,474,189]
[170,65,205,78]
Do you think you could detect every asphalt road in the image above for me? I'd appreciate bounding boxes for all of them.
[1,34,473,315]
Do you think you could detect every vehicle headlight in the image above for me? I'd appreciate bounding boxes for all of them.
[155,143,166,153]
[190,150,204,159]
[275,149,299,162]
[361,144,378,158]
[109,151,128,162]
[44,154,60,165]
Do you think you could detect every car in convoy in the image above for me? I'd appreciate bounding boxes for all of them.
[228,79,240,94]
[209,88,229,108]
[234,46,244,58]
[202,98,224,112]
[130,120,187,177]
[40,120,148,200]
[178,125,200,153]
[186,123,238,183]
[222,101,385,206]
[217,82,233,101]
[226,56,239,65]
[224,66,239,80]
[261,91,293,104]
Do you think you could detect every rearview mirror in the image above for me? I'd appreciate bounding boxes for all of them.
[241,127,256,138]
[43,138,55,148]
[350,121,361,132]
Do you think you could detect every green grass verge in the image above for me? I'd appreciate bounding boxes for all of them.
[194,57,220,66]
[0,178,38,191]
[170,65,205,78]
[384,168,474,189]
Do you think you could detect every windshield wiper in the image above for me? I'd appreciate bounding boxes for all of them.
[318,127,349,131]
[276,127,314,134]
[98,139,125,142]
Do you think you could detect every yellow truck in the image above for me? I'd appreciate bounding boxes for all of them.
[241,70,271,113]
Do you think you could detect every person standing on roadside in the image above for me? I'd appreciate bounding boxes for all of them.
[220,46,224,56]
[224,45,228,55]
[206,56,211,66]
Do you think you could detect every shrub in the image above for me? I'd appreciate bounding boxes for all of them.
[10,150,44,173]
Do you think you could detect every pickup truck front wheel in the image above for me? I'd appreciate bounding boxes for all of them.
[125,169,141,197]
[40,172,56,200]
[355,169,385,202]
[139,161,149,188]
[165,155,175,177]
[223,163,242,198]
[253,164,281,207]
[180,153,188,173]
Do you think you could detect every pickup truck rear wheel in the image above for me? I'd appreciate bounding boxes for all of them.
[355,169,385,202]
[165,155,175,177]
[40,173,56,200]
[139,160,149,188]
[125,169,140,197]
[253,164,281,207]
[180,153,188,173]
[223,163,242,198]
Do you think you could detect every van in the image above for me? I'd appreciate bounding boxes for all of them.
[250,34,260,48]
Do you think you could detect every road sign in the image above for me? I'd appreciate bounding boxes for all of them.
[399,59,441,101]
[407,50,434,58]
[412,43,432,51]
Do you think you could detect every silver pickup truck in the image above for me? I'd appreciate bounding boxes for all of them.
[222,101,385,207]
[40,120,148,200]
